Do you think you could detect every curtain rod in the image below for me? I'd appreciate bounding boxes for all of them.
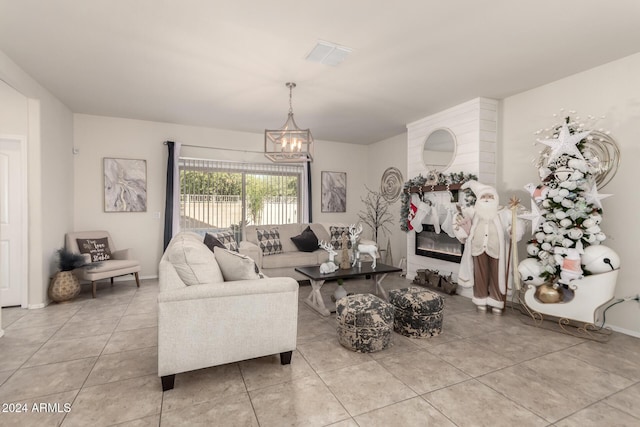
[163,141,263,154]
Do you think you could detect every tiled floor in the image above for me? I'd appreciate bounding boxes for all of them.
[0,276,639,426]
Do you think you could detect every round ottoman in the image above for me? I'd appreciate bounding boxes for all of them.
[389,287,444,338]
[336,293,395,353]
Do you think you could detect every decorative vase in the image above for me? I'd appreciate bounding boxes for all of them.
[334,284,347,302]
[534,283,564,304]
[340,249,351,270]
[48,271,81,302]
[340,233,351,270]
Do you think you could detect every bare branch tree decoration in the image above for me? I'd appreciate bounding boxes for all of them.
[357,185,394,245]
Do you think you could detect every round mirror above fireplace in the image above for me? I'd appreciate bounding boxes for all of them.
[422,128,456,172]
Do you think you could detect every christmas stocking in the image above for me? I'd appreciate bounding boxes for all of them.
[408,194,428,233]
[424,202,441,234]
[441,207,456,238]
[407,193,418,231]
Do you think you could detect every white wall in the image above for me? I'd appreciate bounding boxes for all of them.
[501,52,640,336]
[0,81,28,132]
[73,114,370,277]
[0,50,74,308]
[312,139,368,226]
[366,133,407,267]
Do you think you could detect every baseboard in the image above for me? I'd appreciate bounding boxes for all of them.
[607,324,640,338]
[28,303,46,309]
[102,274,158,283]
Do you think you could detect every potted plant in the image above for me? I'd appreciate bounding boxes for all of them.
[48,248,87,302]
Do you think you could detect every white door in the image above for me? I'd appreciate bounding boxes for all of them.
[0,137,24,307]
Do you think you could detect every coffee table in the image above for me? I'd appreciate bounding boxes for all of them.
[295,262,402,317]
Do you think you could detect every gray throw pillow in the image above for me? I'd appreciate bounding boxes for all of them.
[213,247,262,281]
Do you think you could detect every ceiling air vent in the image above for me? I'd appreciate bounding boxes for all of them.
[305,41,352,66]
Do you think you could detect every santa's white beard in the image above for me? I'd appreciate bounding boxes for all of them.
[475,199,499,220]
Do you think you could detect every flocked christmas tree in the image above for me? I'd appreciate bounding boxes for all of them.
[521,113,615,289]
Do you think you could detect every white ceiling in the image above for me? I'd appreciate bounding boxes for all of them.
[1,0,639,145]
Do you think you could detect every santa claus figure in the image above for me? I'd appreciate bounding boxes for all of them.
[453,181,523,315]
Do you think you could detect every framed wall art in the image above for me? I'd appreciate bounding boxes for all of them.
[321,171,347,213]
[104,158,147,212]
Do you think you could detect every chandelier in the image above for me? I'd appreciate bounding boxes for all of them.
[264,82,314,162]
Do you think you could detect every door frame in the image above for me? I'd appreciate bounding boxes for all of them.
[0,134,29,308]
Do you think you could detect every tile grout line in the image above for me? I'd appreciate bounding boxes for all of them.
[61,280,144,425]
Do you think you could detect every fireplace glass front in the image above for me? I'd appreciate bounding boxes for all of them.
[415,224,464,263]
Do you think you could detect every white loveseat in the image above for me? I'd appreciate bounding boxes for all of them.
[239,223,334,280]
[158,232,298,391]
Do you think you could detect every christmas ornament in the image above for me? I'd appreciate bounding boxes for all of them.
[583,183,612,210]
[581,245,620,273]
[519,199,543,235]
[537,123,590,165]
[527,243,540,256]
[525,183,550,202]
[558,249,583,285]
[554,166,573,181]
[518,258,545,286]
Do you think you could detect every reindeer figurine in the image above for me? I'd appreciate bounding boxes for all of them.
[318,240,337,262]
[318,240,339,273]
[349,224,379,269]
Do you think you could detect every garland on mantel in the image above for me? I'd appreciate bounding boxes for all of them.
[399,171,477,232]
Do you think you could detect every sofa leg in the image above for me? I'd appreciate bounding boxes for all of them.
[280,351,293,365]
[161,375,175,391]
[110,277,114,287]
[92,281,97,298]
[134,272,140,287]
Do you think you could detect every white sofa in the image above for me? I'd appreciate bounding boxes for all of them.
[239,223,351,280]
[158,232,298,391]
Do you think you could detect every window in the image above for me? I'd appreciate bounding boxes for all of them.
[179,158,303,236]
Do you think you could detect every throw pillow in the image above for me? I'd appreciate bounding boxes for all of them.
[203,233,226,252]
[329,226,353,250]
[290,226,319,252]
[165,234,224,286]
[208,230,238,252]
[214,247,262,281]
[256,228,283,256]
[76,238,112,262]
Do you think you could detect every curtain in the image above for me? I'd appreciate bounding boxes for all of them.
[163,141,181,249]
[303,160,312,222]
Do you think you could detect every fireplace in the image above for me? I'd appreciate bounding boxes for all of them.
[415,225,464,263]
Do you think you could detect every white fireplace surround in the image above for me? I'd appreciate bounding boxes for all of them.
[406,97,498,295]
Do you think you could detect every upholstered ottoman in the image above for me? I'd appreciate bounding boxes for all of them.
[336,293,394,353]
[389,287,444,338]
